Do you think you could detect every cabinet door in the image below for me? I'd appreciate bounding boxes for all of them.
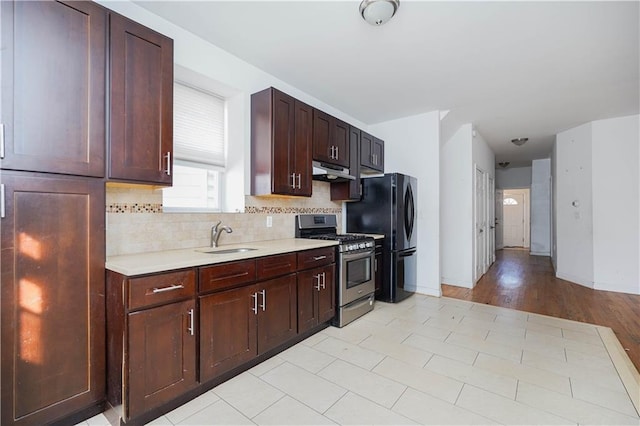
[372,137,385,171]
[293,100,313,196]
[312,109,332,164]
[109,12,173,185]
[257,274,297,354]
[1,0,106,177]
[0,172,105,426]
[317,264,336,324]
[296,269,319,333]
[199,286,257,382]
[361,132,384,172]
[127,299,196,419]
[332,118,350,168]
[271,90,296,195]
[331,126,361,201]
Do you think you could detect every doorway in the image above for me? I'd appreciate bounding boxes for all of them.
[502,188,530,248]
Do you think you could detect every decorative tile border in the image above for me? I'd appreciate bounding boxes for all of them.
[107,203,163,214]
[244,206,342,214]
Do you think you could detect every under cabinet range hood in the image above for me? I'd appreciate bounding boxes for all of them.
[312,161,356,182]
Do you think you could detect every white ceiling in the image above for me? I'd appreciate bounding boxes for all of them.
[134,0,639,167]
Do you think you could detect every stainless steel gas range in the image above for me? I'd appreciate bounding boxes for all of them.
[295,214,375,327]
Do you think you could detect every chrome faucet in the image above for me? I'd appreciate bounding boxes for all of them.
[211,221,233,247]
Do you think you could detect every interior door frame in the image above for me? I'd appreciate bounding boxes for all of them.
[473,165,488,284]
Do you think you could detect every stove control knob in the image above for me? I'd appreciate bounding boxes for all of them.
[359,243,365,249]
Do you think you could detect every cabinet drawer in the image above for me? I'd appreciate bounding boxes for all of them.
[199,260,256,294]
[256,253,297,280]
[297,247,335,270]
[129,269,196,310]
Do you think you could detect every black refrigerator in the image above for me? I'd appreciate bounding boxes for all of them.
[346,173,417,302]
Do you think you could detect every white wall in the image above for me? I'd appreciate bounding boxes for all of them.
[530,159,551,256]
[439,125,495,289]
[98,0,367,211]
[496,167,532,189]
[370,112,441,297]
[555,123,594,288]
[440,124,473,287]
[551,143,558,268]
[592,115,639,294]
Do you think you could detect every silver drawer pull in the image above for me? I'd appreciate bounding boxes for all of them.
[313,255,327,261]
[152,284,184,293]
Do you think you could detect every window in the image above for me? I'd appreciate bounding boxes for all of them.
[163,82,225,212]
[503,197,519,205]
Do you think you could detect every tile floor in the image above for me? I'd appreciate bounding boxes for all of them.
[80,295,640,425]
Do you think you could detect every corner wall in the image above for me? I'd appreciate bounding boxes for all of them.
[369,112,441,297]
[591,115,639,294]
[555,122,594,288]
[440,125,473,287]
[530,159,551,256]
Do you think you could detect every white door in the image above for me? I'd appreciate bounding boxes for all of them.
[487,176,495,264]
[475,168,486,282]
[503,192,525,247]
[495,189,504,250]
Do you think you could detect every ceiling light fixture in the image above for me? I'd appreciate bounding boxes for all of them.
[511,138,528,146]
[359,0,400,26]
[498,162,510,168]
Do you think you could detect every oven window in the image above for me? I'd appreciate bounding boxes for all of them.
[346,257,372,289]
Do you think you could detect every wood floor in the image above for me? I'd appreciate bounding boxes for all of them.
[442,248,640,372]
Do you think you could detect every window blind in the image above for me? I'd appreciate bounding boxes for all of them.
[173,82,225,167]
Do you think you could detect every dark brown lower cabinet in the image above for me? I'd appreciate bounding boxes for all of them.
[127,299,197,419]
[257,274,297,353]
[199,274,297,382]
[199,285,258,382]
[0,171,105,426]
[297,265,335,334]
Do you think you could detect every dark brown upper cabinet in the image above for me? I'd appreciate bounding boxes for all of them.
[312,109,349,168]
[331,126,362,201]
[0,0,107,177]
[251,87,313,196]
[109,12,174,185]
[360,131,384,173]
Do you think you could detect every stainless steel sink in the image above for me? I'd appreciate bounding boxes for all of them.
[197,247,257,254]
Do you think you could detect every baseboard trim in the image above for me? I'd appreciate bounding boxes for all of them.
[440,278,473,289]
[555,271,594,288]
[529,251,550,256]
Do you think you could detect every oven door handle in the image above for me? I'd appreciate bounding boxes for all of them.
[341,249,374,261]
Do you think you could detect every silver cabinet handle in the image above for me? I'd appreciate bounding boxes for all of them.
[164,152,171,176]
[297,173,302,189]
[251,292,258,314]
[313,255,327,261]
[321,272,326,289]
[260,289,266,311]
[335,146,339,159]
[291,173,296,189]
[314,274,322,291]
[152,284,184,293]
[0,123,5,159]
[187,308,195,336]
[0,184,4,219]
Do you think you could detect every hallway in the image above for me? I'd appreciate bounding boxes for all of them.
[442,249,640,373]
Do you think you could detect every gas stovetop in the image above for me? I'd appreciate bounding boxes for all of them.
[295,215,375,253]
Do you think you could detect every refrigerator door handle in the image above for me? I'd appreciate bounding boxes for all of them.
[399,249,417,258]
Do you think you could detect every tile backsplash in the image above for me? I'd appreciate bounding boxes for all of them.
[106,182,343,257]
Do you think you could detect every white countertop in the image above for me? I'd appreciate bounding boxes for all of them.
[106,238,339,276]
